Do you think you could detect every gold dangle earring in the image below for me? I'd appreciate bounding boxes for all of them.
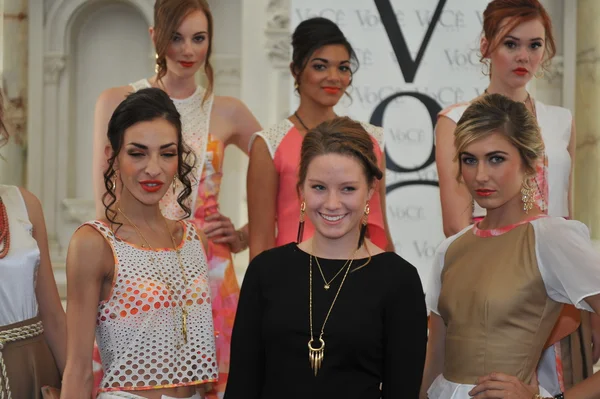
[521,179,535,213]
[534,68,545,79]
[112,172,118,192]
[297,201,306,243]
[358,203,370,248]
[172,175,178,195]
[481,59,491,76]
[155,53,159,74]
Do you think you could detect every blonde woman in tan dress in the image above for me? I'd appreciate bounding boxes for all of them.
[422,94,600,399]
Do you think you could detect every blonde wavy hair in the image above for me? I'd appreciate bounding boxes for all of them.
[454,93,544,181]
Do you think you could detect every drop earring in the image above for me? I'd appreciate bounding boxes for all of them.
[155,53,159,74]
[172,175,178,195]
[521,179,535,213]
[297,201,306,243]
[358,203,370,248]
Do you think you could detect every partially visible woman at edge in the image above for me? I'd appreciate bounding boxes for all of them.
[0,93,66,397]
[435,0,598,395]
[422,94,600,399]
[62,88,217,399]
[247,17,394,260]
[91,1,261,396]
[226,117,427,399]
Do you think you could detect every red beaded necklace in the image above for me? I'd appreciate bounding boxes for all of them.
[0,197,10,258]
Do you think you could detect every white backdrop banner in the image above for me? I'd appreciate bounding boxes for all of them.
[290,0,488,287]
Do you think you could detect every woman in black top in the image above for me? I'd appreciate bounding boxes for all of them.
[225,117,427,399]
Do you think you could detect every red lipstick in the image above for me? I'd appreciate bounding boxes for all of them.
[513,67,528,76]
[475,189,496,197]
[323,87,341,94]
[179,61,195,68]
[140,180,164,193]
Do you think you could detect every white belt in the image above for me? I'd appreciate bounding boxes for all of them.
[0,320,44,399]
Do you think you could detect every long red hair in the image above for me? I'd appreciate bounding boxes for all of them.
[481,0,556,70]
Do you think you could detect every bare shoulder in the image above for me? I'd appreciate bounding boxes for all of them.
[69,224,110,254]
[96,85,133,112]
[435,114,458,133]
[67,224,113,276]
[213,95,247,116]
[17,187,43,223]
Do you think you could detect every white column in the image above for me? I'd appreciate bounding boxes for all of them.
[574,0,600,240]
[0,0,28,186]
[42,52,66,256]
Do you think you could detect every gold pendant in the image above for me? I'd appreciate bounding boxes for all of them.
[324,284,330,290]
[308,338,325,376]
[182,307,188,345]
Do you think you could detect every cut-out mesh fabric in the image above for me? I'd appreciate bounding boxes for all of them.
[85,220,217,392]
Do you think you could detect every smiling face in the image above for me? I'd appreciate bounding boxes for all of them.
[114,118,179,205]
[301,153,374,241]
[294,44,353,107]
[459,132,528,212]
[153,9,209,79]
[482,17,546,89]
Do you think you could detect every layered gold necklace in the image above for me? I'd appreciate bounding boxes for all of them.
[117,206,190,349]
[308,246,358,375]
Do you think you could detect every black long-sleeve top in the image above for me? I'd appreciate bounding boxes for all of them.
[224,243,427,399]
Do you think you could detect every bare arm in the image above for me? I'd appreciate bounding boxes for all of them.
[420,313,446,399]
[20,188,67,375]
[92,87,130,219]
[61,227,112,399]
[247,136,277,261]
[222,96,262,156]
[378,154,395,252]
[436,116,472,237]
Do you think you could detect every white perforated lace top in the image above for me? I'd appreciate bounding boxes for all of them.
[85,220,217,392]
[130,79,214,220]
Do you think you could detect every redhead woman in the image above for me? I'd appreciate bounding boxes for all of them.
[435,0,597,395]
[91,1,262,396]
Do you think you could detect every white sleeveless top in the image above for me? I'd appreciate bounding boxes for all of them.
[440,100,572,217]
[0,185,40,326]
[249,119,385,157]
[84,220,217,392]
[129,79,214,220]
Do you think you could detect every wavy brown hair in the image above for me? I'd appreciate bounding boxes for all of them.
[298,117,383,249]
[454,93,544,180]
[153,0,214,103]
[102,88,196,225]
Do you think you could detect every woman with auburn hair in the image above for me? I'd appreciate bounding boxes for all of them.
[435,0,597,395]
[247,17,394,260]
[62,88,217,399]
[424,94,600,399]
[0,92,66,398]
[227,117,426,399]
[91,1,262,396]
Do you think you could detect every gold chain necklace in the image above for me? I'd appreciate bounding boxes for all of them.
[308,248,358,375]
[312,245,350,290]
[117,206,190,349]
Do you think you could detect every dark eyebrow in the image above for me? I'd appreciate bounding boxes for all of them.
[127,142,177,150]
[505,35,544,42]
[310,57,350,64]
[173,31,208,36]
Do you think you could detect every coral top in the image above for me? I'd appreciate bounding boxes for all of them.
[251,120,388,249]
